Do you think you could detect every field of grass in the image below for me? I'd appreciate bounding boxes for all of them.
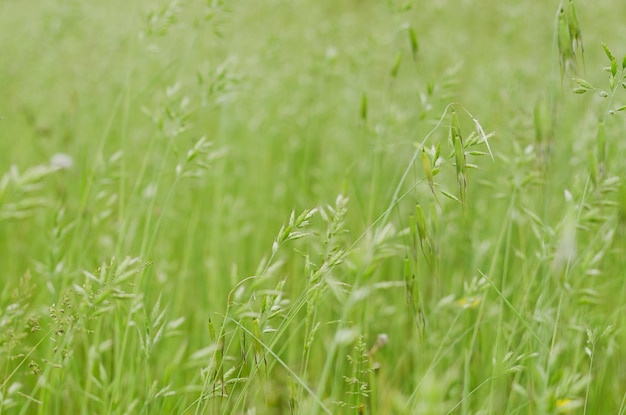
[2,0,626,414]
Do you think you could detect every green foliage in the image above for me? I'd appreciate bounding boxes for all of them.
[1,0,626,414]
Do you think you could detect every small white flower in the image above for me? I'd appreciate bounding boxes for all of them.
[143,183,157,199]
[50,153,74,170]
[376,333,389,347]
[325,46,338,60]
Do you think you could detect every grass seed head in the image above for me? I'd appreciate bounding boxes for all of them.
[558,7,576,76]
[360,92,368,122]
[408,27,419,60]
[390,51,403,78]
[421,147,433,184]
[415,204,427,242]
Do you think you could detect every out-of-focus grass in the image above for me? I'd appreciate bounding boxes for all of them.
[1,0,626,413]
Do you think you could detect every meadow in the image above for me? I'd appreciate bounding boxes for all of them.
[1,0,626,413]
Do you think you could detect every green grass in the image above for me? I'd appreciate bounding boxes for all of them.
[2,0,626,414]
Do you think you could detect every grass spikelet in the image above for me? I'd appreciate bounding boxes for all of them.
[360,92,368,122]
[403,256,425,338]
[414,203,427,247]
[421,147,437,199]
[567,0,584,69]
[2,2,626,414]
[557,6,576,77]
[337,336,373,412]
[449,110,467,200]
[390,51,403,79]
[408,27,419,60]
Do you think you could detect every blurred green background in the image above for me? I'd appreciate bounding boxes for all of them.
[1,0,626,413]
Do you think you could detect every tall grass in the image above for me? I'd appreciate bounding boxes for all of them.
[1,0,626,414]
